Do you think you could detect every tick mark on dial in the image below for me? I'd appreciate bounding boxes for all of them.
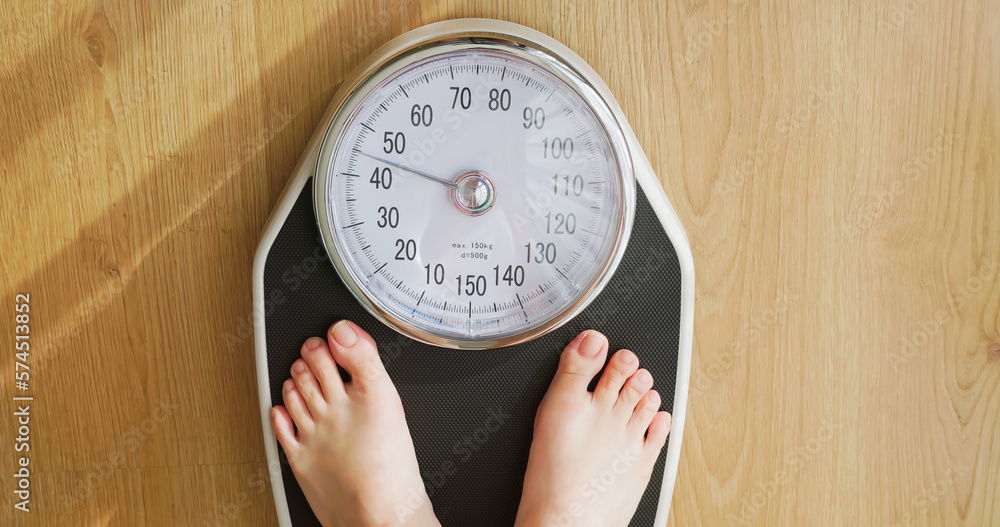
[555,268,569,280]
[360,123,375,133]
[341,172,360,178]
[500,66,506,81]
[516,293,528,320]
[449,65,454,79]
[417,291,425,306]
[373,262,387,275]
[399,85,408,98]
[343,221,364,229]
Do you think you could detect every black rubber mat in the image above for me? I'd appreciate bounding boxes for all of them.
[263,179,682,526]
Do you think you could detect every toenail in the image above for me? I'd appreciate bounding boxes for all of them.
[579,331,606,357]
[331,320,358,347]
[620,349,637,364]
[283,380,294,392]
[638,369,652,384]
[570,330,589,347]
[647,391,661,406]
[292,361,306,374]
[305,337,323,350]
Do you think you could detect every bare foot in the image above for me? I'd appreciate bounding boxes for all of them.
[271,320,440,527]
[514,330,672,527]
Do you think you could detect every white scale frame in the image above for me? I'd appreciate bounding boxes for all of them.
[252,19,695,527]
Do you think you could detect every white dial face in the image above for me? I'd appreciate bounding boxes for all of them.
[320,46,630,346]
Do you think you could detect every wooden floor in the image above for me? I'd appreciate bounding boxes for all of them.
[1,1,998,525]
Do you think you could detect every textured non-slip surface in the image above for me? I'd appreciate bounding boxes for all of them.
[263,180,682,526]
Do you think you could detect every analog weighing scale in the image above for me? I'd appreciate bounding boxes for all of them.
[252,19,694,526]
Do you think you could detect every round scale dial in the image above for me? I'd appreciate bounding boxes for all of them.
[316,41,634,349]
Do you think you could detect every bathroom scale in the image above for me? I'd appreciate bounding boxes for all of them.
[252,19,694,526]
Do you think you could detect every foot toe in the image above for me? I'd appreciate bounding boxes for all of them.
[271,406,299,452]
[291,359,327,413]
[595,349,639,405]
[301,336,346,400]
[614,368,653,414]
[645,411,672,450]
[327,320,388,394]
[629,389,660,434]
[549,330,609,395]
[282,379,314,433]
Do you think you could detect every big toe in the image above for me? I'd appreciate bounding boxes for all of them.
[326,320,389,394]
[547,330,609,396]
